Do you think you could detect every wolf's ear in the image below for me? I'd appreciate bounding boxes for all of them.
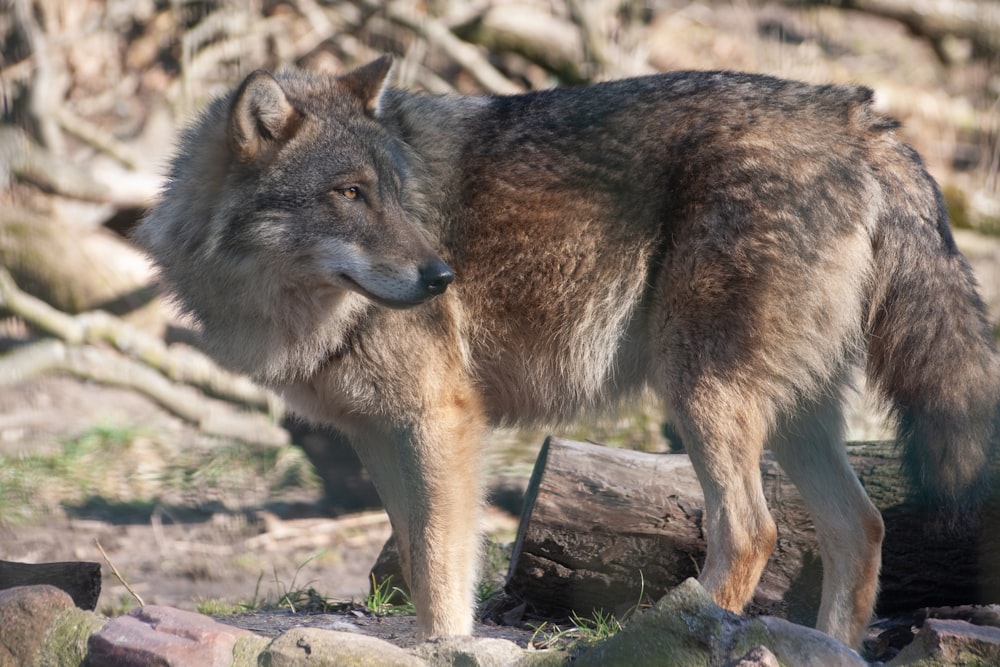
[228,70,302,163]
[338,55,394,116]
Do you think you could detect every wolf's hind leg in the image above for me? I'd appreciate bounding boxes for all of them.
[669,386,778,614]
[770,390,884,647]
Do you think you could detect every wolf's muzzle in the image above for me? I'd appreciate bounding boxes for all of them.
[420,260,455,296]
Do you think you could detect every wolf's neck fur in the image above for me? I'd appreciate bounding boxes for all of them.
[200,280,372,386]
[378,90,488,205]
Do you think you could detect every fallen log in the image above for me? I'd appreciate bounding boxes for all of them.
[505,437,1000,625]
[0,560,101,610]
[782,0,1000,63]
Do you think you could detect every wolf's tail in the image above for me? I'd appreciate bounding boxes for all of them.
[866,140,1000,507]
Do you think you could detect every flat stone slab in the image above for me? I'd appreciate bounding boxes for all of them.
[263,627,426,666]
[888,617,1000,666]
[88,604,255,667]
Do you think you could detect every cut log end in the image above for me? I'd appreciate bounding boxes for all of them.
[0,560,102,611]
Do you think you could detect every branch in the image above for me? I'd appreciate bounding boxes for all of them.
[95,540,144,608]
[0,127,156,208]
[452,4,588,84]
[13,0,66,155]
[0,267,83,343]
[0,268,277,411]
[50,105,142,170]
[0,339,288,446]
[787,0,1000,62]
[373,0,522,94]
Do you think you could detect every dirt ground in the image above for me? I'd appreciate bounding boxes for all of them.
[212,606,541,650]
[0,376,390,611]
[0,374,551,650]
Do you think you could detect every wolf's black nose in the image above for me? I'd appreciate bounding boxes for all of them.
[420,260,454,296]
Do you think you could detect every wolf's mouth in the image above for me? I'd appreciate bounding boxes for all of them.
[335,273,430,309]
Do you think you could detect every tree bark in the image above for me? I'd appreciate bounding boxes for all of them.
[0,560,101,610]
[505,437,1000,624]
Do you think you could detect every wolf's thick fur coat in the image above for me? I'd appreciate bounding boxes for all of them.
[136,57,1000,646]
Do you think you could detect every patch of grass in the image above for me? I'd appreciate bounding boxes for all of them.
[476,539,512,607]
[0,455,54,524]
[476,578,503,607]
[0,421,324,525]
[204,558,352,616]
[195,598,247,615]
[274,585,348,614]
[99,592,139,617]
[253,553,347,614]
[365,574,414,616]
[530,608,624,651]
[239,571,269,612]
[61,423,138,460]
[208,540,507,620]
[0,422,147,524]
[171,440,321,504]
[529,573,651,651]
[488,395,675,475]
[943,183,971,230]
[196,572,268,615]
[564,398,670,453]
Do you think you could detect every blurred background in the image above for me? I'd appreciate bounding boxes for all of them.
[1,0,998,616]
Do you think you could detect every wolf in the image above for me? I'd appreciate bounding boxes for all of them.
[135,55,1000,647]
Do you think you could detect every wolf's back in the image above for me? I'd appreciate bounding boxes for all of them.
[865,136,1000,507]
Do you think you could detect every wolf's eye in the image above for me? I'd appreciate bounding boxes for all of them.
[339,187,361,201]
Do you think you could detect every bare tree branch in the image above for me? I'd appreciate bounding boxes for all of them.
[785,0,1000,62]
[0,339,288,446]
[13,0,66,155]
[372,0,522,94]
[0,268,281,414]
[50,105,142,170]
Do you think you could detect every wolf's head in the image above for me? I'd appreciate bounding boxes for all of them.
[224,56,453,308]
[136,57,452,380]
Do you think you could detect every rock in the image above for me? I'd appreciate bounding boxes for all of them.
[887,618,1000,666]
[728,645,781,667]
[262,627,426,666]
[88,604,255,666]
[751,616,866,667]
[415,635,564,666]
[573,579,866,667]
[0,583,905,666]
[232,634,272,667]
[41,604,108,667]
[573,578,739,667]
[0,584,77,666]
[515,649,571,666]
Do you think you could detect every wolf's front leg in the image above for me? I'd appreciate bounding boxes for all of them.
[352,387,487,638]
[405,401,487,637]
